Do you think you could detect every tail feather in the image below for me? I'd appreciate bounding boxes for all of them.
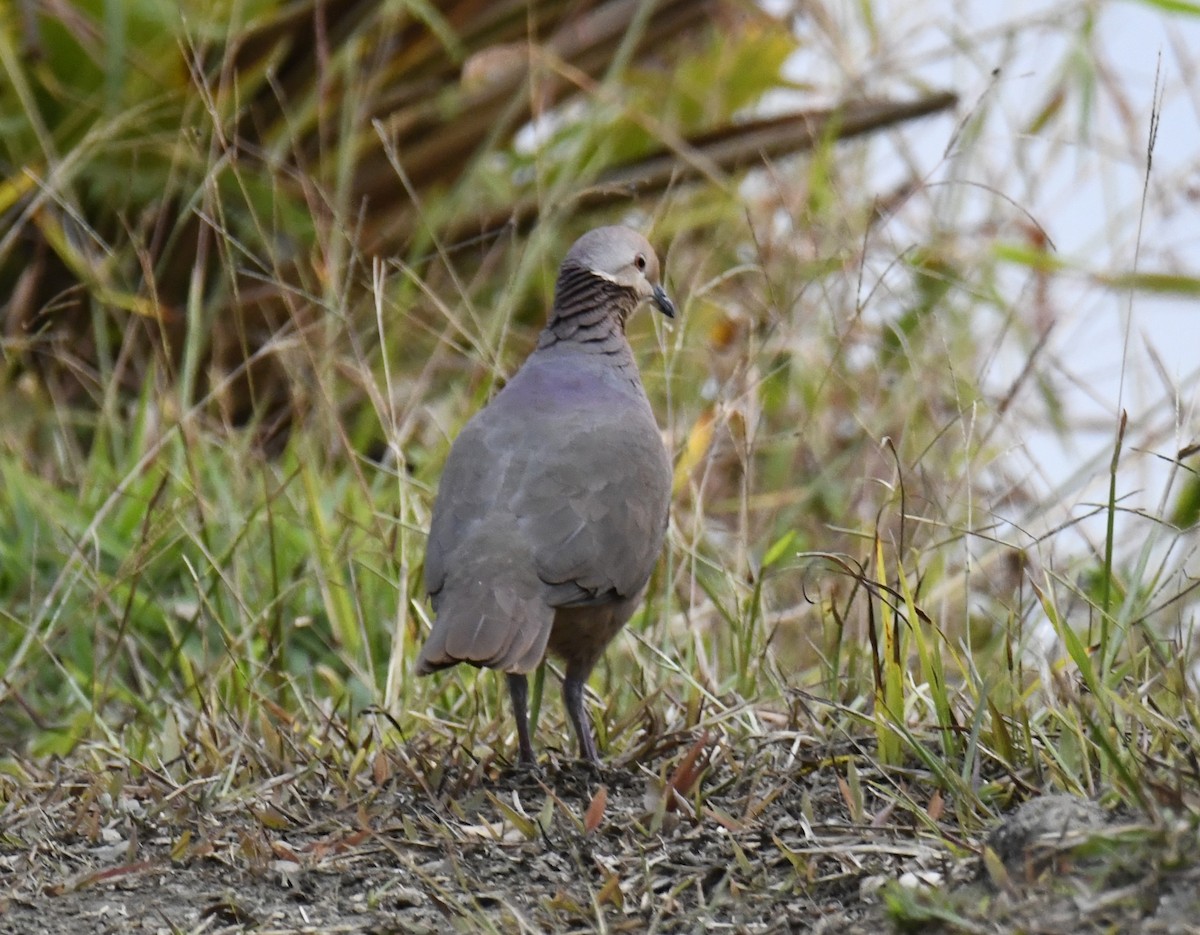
[416,555,554,675]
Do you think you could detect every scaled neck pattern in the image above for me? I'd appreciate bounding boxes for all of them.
[538,262,640,376]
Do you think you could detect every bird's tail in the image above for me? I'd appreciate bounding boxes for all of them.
[416,543,553,676]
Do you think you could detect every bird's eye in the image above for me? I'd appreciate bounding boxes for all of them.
[634,254,647,272]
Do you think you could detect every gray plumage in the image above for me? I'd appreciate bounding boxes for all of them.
[417,226,675,766]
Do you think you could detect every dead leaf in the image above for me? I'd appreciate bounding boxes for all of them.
[373,751,393,785]
[665,730,710,811]
[584,785,608,833]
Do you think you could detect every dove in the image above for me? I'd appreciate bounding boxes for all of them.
[416,226,675,766]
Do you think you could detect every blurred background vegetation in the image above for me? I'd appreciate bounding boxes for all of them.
[1,0,1197,821]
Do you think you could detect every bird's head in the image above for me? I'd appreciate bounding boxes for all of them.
[561,226,675,319]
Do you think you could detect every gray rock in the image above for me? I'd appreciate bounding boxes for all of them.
[988,793,1107,866]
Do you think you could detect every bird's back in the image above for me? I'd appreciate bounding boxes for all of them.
[418,348,670,675]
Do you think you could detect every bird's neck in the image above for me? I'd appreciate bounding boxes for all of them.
[538,263,638,353]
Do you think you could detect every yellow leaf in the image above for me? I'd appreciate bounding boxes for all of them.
[673,409,715,493]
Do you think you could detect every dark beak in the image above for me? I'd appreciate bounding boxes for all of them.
[651,284,676,319]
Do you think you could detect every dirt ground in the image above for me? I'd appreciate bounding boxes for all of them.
[2,734,1198,934]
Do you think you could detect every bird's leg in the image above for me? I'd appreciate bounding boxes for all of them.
[563,669,601,765]
[506,673,537,767]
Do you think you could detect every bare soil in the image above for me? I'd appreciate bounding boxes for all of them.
[2,735,1197,934]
